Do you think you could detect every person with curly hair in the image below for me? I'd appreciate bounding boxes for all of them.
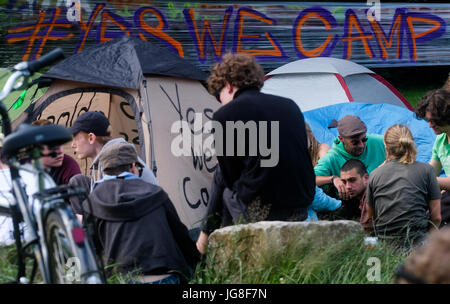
[196,53,315,254]
[366,124,441,249]
[415,89,450,226]
[395,228,450,284]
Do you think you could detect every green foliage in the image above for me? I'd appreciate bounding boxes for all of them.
[0,244,43,283]
[399,85,442,109]
[0,245,19,283]
[191,233,408,284]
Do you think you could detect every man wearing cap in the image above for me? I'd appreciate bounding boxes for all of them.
[78,141,199,284]
[314,115,385,201]
[69,111,158,190]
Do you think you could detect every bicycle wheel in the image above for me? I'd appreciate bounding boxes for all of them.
[45,207,104,284]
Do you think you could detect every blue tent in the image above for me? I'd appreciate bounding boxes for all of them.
[303,103,436,164]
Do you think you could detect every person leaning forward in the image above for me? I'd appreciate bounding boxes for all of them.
[315,115,385,201]
[415,89,450,227]
[79,141,200,284]
[196,53,315,254]
[68,111,158,190]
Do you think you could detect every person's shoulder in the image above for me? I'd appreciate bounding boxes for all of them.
[318,143,331,158]
[370,160,392,176]
[366,134,385,149]
[412,160,435,172]
[63,153,79,164]
[435,133,447,144]
[367,134,384,142]
[315,141,340,166]
[259,91,300,109]
[328,138,344,153]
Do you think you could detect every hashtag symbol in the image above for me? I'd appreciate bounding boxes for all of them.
[6,8,74,61]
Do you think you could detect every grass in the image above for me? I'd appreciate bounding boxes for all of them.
[0,244,44,283]
[0,66,440,284]
[0,231,408,284]
[398,85,442,109]
[191,233,408,284]
[375,65,448,109]
[0,245,20,283]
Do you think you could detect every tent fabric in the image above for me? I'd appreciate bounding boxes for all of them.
[262,57,413,112]
[266,57,373,78]
[145,76,219,227]
[45,38,143,90]
[44,35,207,90]
[345,74,410,109]
[263,73,350,111]
[303,102,436,164]
[13,37,218,230]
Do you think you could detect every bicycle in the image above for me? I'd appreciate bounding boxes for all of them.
[0,49,105,284]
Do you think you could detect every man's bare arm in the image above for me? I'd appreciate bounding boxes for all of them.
[316,175,350,200]
[429,159,443,176]
[428,198,441,230]
[437,177,450,191]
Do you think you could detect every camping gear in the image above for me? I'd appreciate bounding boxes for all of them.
[13,35,219,230]
[262,57,413,112]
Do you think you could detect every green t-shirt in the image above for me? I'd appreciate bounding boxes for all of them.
[431,133,450,175]
[314,134,386,177]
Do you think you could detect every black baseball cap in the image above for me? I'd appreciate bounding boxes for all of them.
[69,111,110,136]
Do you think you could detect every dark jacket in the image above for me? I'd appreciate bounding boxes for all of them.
[81,178,200,281]
[212,87,315,214]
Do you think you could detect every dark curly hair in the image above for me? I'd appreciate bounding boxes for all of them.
[415,89,450,126]
[207,52,265,95]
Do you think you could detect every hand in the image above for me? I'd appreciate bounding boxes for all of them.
[333,177,350,201]
[196,231,209,255]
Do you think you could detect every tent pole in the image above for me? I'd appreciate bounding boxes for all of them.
[142,79,157,177]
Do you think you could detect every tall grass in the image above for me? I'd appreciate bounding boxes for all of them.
[191,233,408,284]
[0,245,19,283]
[1,233,407,284]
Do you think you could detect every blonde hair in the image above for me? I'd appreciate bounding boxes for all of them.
[400,228,450,284]
[383,124,416,164]
[305,122,321,167]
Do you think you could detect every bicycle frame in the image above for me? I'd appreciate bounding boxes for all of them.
[0,50,104,284]
[0,68,52,282]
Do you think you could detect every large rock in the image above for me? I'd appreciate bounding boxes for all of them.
[207,220,363,268]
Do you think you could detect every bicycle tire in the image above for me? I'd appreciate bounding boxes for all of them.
[44,207,104,284]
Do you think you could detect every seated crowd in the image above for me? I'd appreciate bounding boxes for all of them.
[0,53,449,284]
